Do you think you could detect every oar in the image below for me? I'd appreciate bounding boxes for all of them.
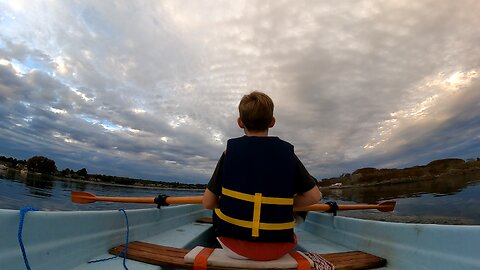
[295,200,396,212]
[71,191,395,212]
[71,191,203,205]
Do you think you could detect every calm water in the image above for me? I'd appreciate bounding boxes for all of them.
[0,169,203,211]
[1,169,480,224]
[321,171,480,225]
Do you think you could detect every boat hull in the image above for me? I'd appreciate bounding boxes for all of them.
[297,212,480,269]
[0,205,210,269]
[1,205,479,269]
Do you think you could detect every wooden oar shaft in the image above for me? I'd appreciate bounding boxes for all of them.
[92,195,203,204]
[71,192,202,204]
[295,201,395,212]
[94,196,156,204]
[166,196,203,205]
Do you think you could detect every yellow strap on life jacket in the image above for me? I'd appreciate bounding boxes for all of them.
[214,208,295,231]
[222,187,294,205]
[252,193,262,237]
[219,187,294,237]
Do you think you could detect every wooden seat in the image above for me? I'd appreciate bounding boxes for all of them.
[109,241,386,270]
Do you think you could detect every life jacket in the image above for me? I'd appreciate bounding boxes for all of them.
[214,136,296,242]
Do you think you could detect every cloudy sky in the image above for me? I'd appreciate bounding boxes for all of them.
[1,1,479,184]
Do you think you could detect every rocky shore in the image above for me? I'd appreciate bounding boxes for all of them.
[318,158,480,190]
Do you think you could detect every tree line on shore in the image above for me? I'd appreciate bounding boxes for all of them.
[319,158,480,188]
[0,155,206,190]
[3,155,480,190]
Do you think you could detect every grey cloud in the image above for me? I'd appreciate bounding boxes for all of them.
[1,1,479,182]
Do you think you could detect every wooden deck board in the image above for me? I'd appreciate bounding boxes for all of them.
[109,241,386,270]
[111,242,188,269]
[322,251,387,270]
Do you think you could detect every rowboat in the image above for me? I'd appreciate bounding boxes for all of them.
[1,194,479,269]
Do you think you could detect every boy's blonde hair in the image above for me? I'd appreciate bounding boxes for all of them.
[238,91,274,131]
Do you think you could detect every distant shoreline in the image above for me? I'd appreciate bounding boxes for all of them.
[320,168,480,191]
[318,158,480,190]
[3,157,480,192]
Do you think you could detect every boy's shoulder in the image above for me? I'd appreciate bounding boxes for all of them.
[227,136,293,147]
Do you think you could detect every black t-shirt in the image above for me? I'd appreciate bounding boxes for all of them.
[207,152,317,196]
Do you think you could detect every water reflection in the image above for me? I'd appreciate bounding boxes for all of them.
[60,180,88,191]
[1,168,480,224]
[0,169,54,198]
[3,168,20,180]
[25,173,54,197]
[0,170,204,211]
[322,171,480,204]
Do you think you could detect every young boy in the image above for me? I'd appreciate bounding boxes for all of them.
[203,91,321,261]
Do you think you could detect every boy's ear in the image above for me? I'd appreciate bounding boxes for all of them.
[237,117,245,128]
[269,117,276,128]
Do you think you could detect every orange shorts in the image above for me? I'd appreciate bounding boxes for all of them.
[218,235,297,261]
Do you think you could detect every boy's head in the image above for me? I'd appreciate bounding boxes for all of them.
[238,91,275,132]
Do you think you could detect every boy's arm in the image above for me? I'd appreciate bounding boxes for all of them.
[203,152,225,209]
[293,153,322,207]
[202,188,219,209]
[293,186,322,208]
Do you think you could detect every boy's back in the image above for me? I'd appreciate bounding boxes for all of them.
[202,91,322,260]
[216,135,296,242]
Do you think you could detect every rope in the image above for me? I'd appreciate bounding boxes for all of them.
[88,209,129,270]
[18,207,39,270]
[304,252,335,270]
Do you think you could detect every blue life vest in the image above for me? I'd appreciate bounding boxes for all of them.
[214,136,296,242]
